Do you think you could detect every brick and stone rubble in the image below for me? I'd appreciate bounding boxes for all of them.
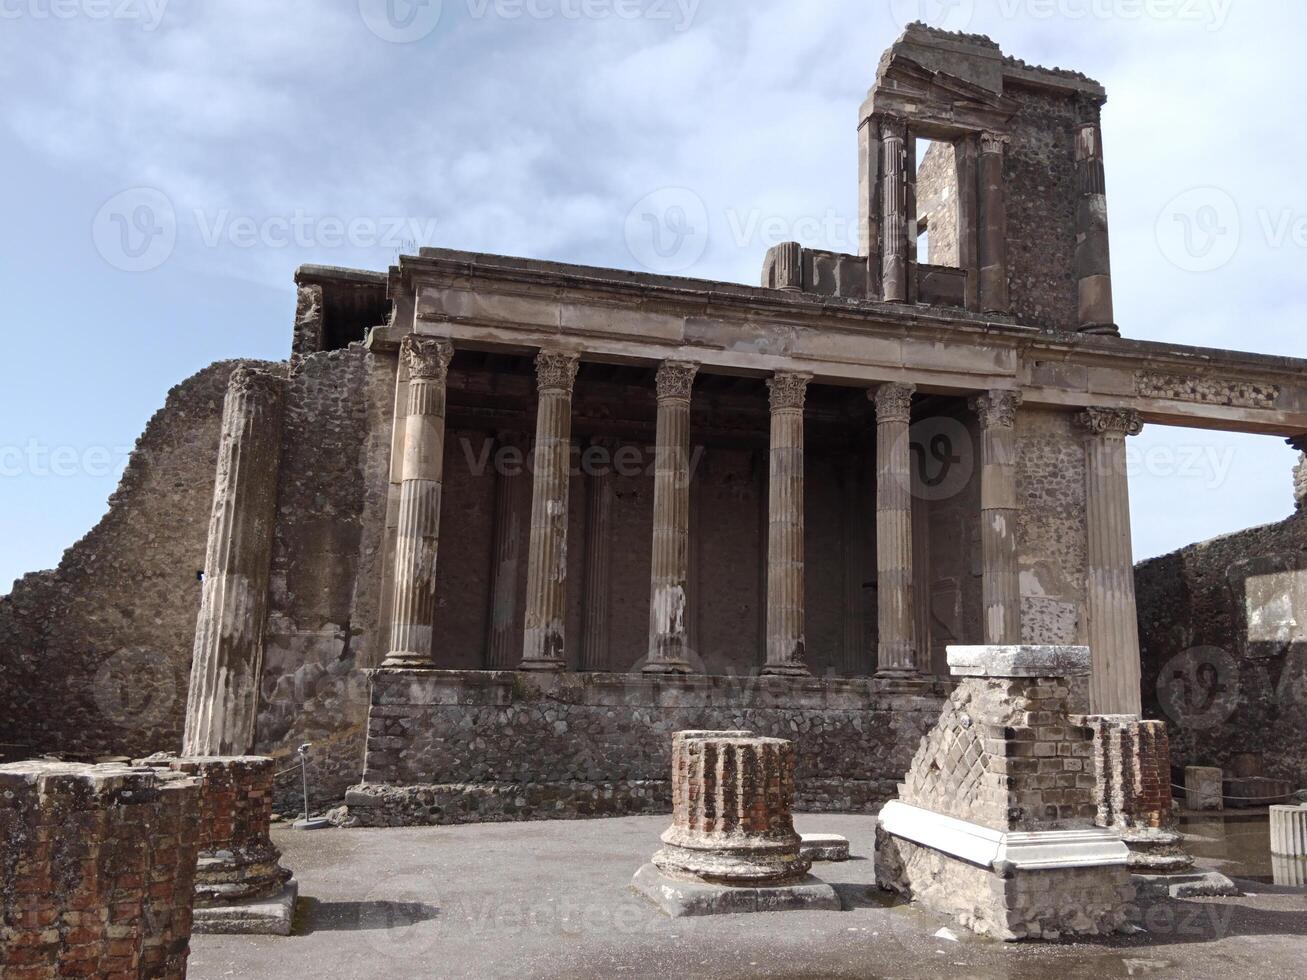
[652,731,809,885]
[876,645,1134,941]
[0,761,202,980]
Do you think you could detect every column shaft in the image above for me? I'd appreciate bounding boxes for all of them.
[520,351,580,670]
[874,382,917,677]
[1080,408,1144,714]
[183,367,285,757]
[978,132,1010,314]
[1075,98,1118,335]
[581,438,617,671]
[972,390,1023,645]
[763,372,812,676]
[647,362,699,673]
[880,116,909,303]
[383,336,454,668]
[486,431,527,668]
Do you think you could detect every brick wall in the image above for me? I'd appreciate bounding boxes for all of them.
[0,761,201,979]
[1079,715,1173,830]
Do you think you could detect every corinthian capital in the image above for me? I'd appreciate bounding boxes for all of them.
[535,350,580,394]
[873,382,916,423]
[879,114,907,142]
[767,372,812,411]
[980,131,1010,155]
[1078,407,1144,437]
[656,361,699,402]
[401,335,454,382]
[970,390,1023,430]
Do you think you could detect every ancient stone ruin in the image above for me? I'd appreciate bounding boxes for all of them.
[632,730,839,916]
[875,645,1135,941]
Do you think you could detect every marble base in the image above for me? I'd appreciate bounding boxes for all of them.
[631,864,840,918]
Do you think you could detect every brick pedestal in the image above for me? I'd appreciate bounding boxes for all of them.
[653,730,809,885]
[0,761,202,979]
[875,646,1135,941]
[143,755,296,935]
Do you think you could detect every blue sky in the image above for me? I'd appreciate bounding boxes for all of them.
[2,0,1305,591]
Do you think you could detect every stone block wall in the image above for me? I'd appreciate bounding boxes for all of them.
[1136,510,1307,789]
[343,670,946,826]
[0,360,277,762]
[0,761,202,979]
[916,140,959,267]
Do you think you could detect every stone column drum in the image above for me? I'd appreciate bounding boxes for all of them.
[653,731,810,884]
[0,761,203,979]
[763,372,812,676]
[646,361,699,673]
[874,382,918,678]
[184,367,285,757]
[383,336,455,669]
[520,350,581,670]
[971,390,1023,645]
[1079,408,1145,715]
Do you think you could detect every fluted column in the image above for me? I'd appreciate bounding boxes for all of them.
[1075,97,1118,335]
[581,437,618,672]
[520,350,580,670]
[1080,408,1144,714]
[978,131,1010,314]
[763,372,812,676]
[880,115,909,303]
[486,429,527,668]
[971,390,1023,645]
[646,362,699,673]
[382,336,454,669]
[184,367,285,757]
[874,382,917,678]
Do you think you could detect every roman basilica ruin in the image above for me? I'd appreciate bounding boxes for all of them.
[4,22,1307,969]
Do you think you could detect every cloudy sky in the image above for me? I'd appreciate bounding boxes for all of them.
[2,0,1304,590]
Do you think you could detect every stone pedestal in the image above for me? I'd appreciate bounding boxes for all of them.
[1185,766,1224,811]
[875,645,1135,941]
[0,761,203,979]
[145,755,297,935]
[633,730,838,916]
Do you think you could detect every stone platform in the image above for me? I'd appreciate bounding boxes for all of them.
[631,863,840,917]
[343,669,946,826]
[193,880,299,936]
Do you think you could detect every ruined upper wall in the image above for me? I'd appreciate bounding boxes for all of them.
[0,359,277,761]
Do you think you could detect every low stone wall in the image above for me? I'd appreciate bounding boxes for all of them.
[341,669,947,826]
[0,761,202,979]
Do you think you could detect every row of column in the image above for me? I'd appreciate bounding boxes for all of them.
[378,335,1143,697]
